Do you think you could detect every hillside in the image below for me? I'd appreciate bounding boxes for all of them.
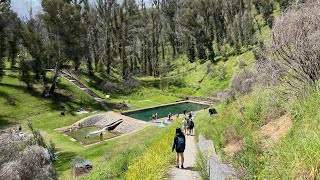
[1,0,320,179]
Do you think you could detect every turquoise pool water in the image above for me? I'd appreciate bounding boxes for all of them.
[123,102,209,121]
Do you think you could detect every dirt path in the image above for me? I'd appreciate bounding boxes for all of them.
[169,135,201,180]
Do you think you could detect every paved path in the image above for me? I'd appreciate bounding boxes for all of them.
[169,135,201,180]
[59,70,111,111]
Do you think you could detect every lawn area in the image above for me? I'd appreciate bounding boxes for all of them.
[65,126,118,145]
[105,88,181,111]
[0,71,180,179]
[0,71,103,130]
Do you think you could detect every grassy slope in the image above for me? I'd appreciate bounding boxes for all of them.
[191,6,320,178]
[69,71,181,111]
[194,87,320,179]
[0,71,177,179]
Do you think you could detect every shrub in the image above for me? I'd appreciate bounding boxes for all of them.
[122,76,140,91]
[217,65,227,81]
[19,57,33,88]
[5,94,17,106]
[229,70,256,96]
[238,59,246,69]
[270,2,320,91]
[0,133,57,180]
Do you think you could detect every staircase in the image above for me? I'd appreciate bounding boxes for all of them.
[60,71,111,111]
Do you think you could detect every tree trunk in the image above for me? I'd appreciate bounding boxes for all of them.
[74,56,80,71]
[49,65,60,95]
[162,42,165,62]
[92,45,99,72]
[86,47,93,76]
[121,42,127,80]
[207,41,215,62]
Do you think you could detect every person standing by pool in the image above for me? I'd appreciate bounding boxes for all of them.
[183,110,187,116]
[155,113,158,120]
[191,111,195,118]
[172,128,186,169]
[182,118,188,134]
[99,132,103,141]
[168,112,173,121]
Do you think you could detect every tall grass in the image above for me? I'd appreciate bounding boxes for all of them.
[259,88,320,179]
[126,121,180,180]
[195,86,320,179]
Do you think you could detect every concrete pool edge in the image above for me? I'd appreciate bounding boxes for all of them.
[55,100,212,146]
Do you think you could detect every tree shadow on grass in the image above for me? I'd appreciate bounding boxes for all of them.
[0,82,41,98]
[53,151,77,173]
[0,115,18,130]
[48,83,106,116]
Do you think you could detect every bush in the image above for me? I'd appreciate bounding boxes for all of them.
[19,57,33,88]
[229,70,256,96]
[5,94,17,106]
[122,76,140,91]
[270,2,320,90]
[217,66,227,81]
[238,59,246,69]
[0,134,57,180]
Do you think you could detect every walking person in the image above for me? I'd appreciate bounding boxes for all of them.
[182,118,188,134]
[189,120,194,136]
[172,128,186,169]
[186,119,191,135]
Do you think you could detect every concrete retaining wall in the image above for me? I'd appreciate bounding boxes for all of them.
[198,134,237,180]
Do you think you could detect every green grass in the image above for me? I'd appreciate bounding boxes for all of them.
[105,88,181,111]
[65,126,118,145]
[82,121,179,180]
[126,120,180,180]
[68,71,182,111]
[0,71,101,129]
[194,85,320,179]
[258,89,320,179]
[153,51,255,97]
[0,71,183,179]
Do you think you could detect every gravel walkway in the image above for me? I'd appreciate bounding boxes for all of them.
[169,135,201,180]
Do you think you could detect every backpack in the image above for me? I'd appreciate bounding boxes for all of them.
[190,121,194,128]
[176,136,185,152]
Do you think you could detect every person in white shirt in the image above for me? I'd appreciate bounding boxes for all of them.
[182,118,188,134]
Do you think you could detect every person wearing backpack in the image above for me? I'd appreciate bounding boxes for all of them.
[189,120,194,136]
[172,128,186,169]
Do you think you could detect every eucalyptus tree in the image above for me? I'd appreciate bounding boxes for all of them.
[161,0,181,58]
[41,0,87,94]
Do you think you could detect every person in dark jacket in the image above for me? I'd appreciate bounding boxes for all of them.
[172,128,186,169]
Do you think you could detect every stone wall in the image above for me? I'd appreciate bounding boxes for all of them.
[198,134,237,180]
